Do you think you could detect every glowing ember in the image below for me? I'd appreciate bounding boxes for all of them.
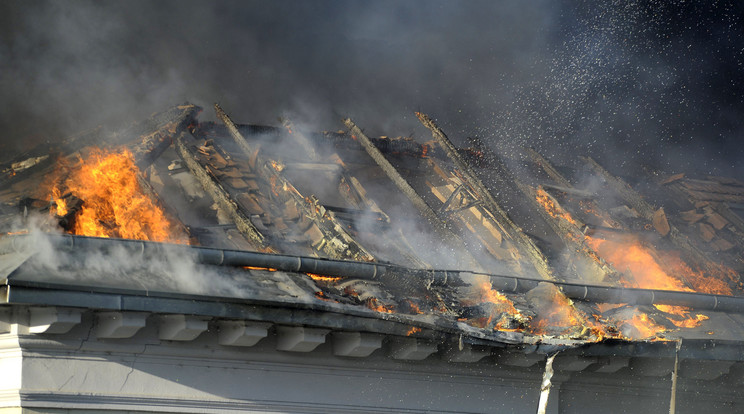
[406,326,422,336]
[306,272,343,282]
[367,298,394,313]
[53,148,186,243]
[244,266,278,272]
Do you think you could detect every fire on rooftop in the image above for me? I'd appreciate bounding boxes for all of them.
[2,103,744,413]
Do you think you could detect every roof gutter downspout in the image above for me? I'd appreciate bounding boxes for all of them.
[4,234,744,314]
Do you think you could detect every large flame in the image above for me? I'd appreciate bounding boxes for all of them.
[53,148,186,243]
[534,187,722,336]
[585,237,691,292]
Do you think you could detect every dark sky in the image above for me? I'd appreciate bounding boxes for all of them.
[1,0,743,178]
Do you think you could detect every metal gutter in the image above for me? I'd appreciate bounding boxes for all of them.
[3,233,744,314]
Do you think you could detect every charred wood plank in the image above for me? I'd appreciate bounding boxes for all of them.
[216,104,374,262]
[175,133,267,249]
[415,112,554,281]
[129,104,201,170]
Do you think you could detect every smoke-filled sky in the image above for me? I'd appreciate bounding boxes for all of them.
[2,0,743,178]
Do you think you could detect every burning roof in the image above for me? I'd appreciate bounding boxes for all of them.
[2,103,744,356]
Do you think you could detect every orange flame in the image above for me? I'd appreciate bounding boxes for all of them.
[51,187,68,216]
[585,237,691,292]
[654,304,709,328]
[406,326,422,336]
[244,266,278,272]
[54,148,186,243]
[530,286,583,335]
[535,187,580,227]
[367,298,394,313]
[622,312,667,339]
[473,280,520,316]
[306,272,343,282]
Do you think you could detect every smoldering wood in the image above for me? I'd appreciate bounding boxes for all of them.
[525,147,573,189]
[175,133,267,249]
[541,183,595,199]
[280,118,318,160]
[343,119,447,231]
[415,112,555,281]
[215,105,375,262]
[519,182,620,284]
[343,118,487,270]
[128,104,201,171]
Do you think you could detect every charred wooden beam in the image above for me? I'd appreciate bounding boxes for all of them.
[129,104,201,171]
[540,184,595,200]
[175,133,267,249]
[437,184,464,214]
[343,119,445,226]
[525,147,573,189]
[526,183,620,283]
[215,104,374,262]
[415,112,554,281]
[280,118,318,160]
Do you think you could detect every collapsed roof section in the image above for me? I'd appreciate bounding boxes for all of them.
[1,103,744,359]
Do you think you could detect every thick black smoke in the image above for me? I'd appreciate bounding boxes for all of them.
[1,0,743,178]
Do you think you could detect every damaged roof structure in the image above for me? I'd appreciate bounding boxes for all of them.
[1,103,744,413]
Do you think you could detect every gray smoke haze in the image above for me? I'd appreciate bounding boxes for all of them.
[1,0,743,178]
